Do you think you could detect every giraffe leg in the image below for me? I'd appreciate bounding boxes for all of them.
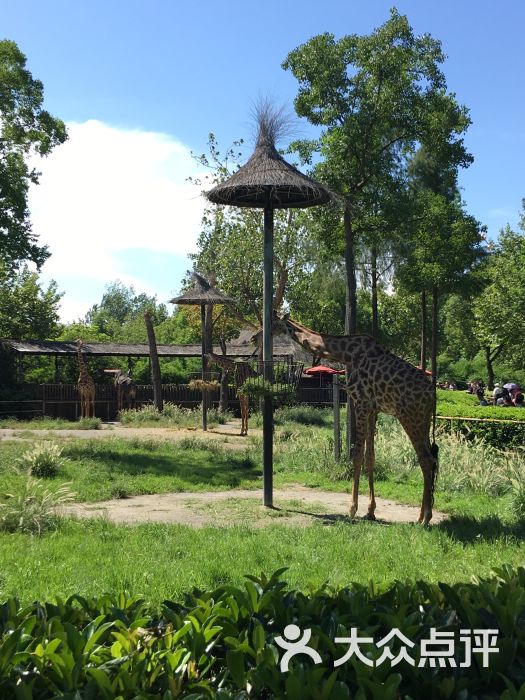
[364,412,378,520]
[403,422,437,525]
[349,411,368,519]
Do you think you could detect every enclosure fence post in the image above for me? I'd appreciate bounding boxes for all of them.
[263,199,274,507]
[200,303,208,431]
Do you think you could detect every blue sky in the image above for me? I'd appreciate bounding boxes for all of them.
[3,0,525,320]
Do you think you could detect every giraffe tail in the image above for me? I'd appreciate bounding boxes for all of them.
[430,442,439,506]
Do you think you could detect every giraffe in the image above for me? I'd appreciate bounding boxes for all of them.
[206,352,259,436]
[76,340,96,419]
[104,369,136,413]
[272,315,439,525]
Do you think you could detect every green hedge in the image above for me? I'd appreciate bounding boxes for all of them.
[437,416,525,450]
[1,567,524,698]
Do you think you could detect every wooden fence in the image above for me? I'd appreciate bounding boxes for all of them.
[0,383,345,420]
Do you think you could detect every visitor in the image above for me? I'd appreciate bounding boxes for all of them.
[496,388,512,406]
[493,383,504,403]
[476,389,488,406]
[513,392,524,407]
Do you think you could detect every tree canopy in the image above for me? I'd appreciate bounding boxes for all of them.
[0,40,67,270]
[0,264,63,340]
[283,8,473,334]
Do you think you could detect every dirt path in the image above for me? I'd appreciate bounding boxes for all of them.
[0,421,261,449]
[2,422,447,526]
[64,485,447,528]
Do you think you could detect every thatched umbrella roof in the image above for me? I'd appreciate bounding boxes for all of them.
[170,272,235,306]
[206,110,332,209]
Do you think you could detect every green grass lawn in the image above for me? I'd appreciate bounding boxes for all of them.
[0,516,524,605]
[437,388,525,420]
[0,407,524,604]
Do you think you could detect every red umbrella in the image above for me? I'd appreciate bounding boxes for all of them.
[304,366,345,375]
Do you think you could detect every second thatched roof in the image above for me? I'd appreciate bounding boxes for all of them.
[206,109,332,209]
[170,272,235,306]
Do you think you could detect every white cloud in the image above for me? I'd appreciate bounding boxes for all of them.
[28,120,207,320]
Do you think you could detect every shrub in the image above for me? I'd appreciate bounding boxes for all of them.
[119,404,165,424]
[508,459,525,520]
[76,417,102,429]
[437,416,525,450]
[238,376,296,404]
[275,405,331,426]
[0,568,523,697]
[16,441,63,478]
[0,476,74,535]
[207,407,234,425]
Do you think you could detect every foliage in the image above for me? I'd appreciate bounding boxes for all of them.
[76,417,102,430]
[16,441,63,478]
[440,294,480,362]
[188,133,320,328]
[118,402,232,428]
[0,417,101,430]
[474,217,525,369]
[237,376,296,403]
[283,8,473,340]
[0,568,524,697]
[434,389,525,448]
[85,280,169,340]
[509,463,525,521]
[0,264,63,340]
[0,40,67,270]
[437,417,525,451]
[0,475,73,535]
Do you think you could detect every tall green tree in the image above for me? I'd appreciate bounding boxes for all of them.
[396,149,485,380]
[474,217,525,386]
[0,264,63,339]
[0,40,67,270]
[283,8,472,336]
[85,281,168,339]
[283,9,472,451]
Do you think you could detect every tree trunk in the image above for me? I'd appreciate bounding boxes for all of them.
[420,290,427,372]
[431,286,438,390]
[371,244,379,339]
[484,346,495,390]
[344,203,357,460]
[144,311,163,413]
[484,345,504,390]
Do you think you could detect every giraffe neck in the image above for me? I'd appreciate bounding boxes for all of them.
[284,318,363,364]
[208,352,236,372]
[77,344,91,380]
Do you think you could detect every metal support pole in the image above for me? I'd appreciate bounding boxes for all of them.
[263,200,274,507]
[201,303,208,432]
[333,373,341,461]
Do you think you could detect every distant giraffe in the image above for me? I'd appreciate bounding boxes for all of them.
[206,352,258,436]
[76,340,96,419]
[273,315,439,525]
[104,369,136,413]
